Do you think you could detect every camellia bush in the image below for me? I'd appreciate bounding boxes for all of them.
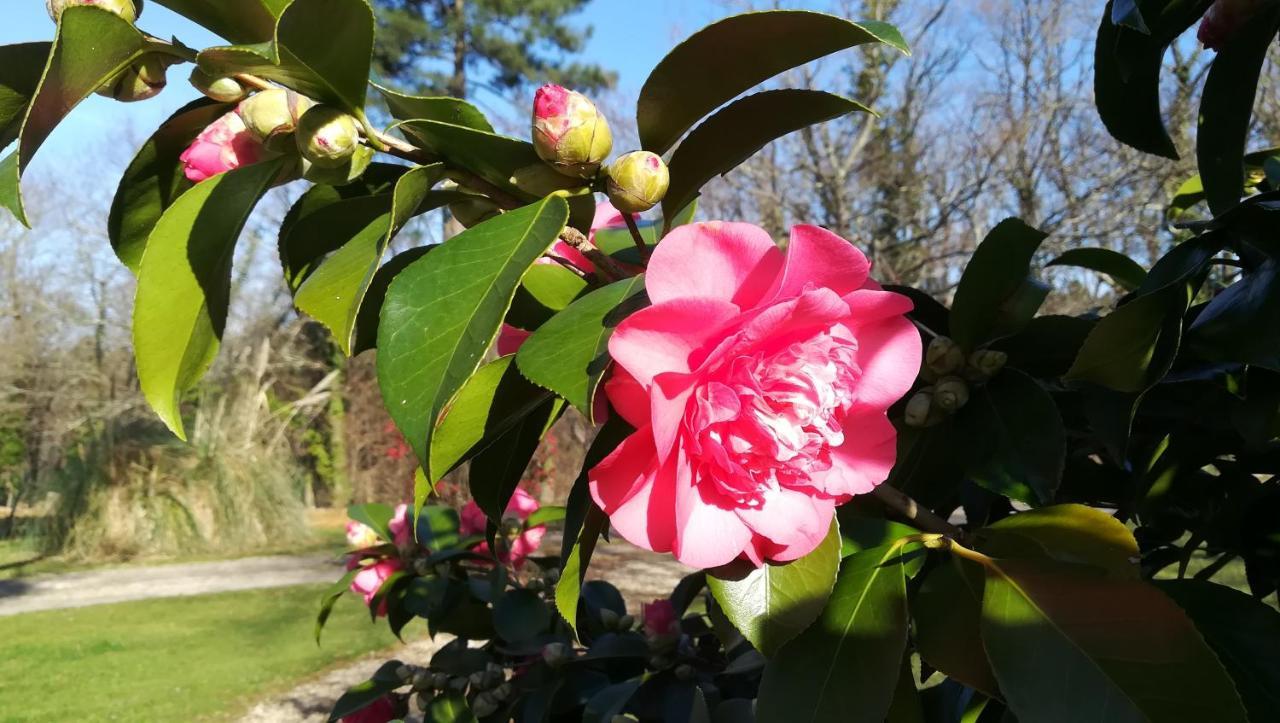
[6,0,1280,721]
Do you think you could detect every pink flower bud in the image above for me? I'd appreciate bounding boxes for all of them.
[47,0,138,23]
[641,599,679,638]
[532,84,612,178]
[349,559,402,616]
[345,520,379,549]
[605,151,669,213]
[1198,0,1266,50]
[189,67,248,104]
[387,502,412,547]
[459,487,545,566]
[296,105,361,168]
[178,110,268,183]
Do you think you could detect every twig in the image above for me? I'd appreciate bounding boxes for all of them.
[559,227,627,282]
[622,213,649,260]
[872,484,964,538]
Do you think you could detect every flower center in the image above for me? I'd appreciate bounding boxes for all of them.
[687,330,860,504]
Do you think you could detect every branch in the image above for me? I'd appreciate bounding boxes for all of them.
[872,484,964,538]
[559,227,628,282]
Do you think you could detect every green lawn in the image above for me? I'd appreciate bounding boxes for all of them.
[0,584,413,722]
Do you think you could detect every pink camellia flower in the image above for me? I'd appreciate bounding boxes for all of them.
[345,520,379,549]
[349,558,402,616]
[387,503,412,547]
[641,599,679,637]
[460,487,547,566]
[1198,0,1264,50]
[178,110,267,182]
[341,694,398,723]
[589,222,920,569]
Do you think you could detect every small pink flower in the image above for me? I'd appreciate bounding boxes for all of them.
[460,487,546,566]
[641,599,679,637]
[178,110,267,183]
[345,520,379,549]
[350,559,402,616]
[387,503,411,547]
[1198,0,1264,50]
[589,222,920,569]
[341,695,398,723]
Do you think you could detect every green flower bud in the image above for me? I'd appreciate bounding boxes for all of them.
[510,162,586,197]
[431,673,450,689]
[237,88,313,149]
[446,676,468,694]
[301,144,374,186]
[933,377,970,412]
[97,54,172,103]
[965,349,1008,382]
[600,608,621,630]
[296,105,361,168]
[415,690,435,713]
[493,682,513,701]
[47,0,138,23]
[606,151,669,213]
[189,67,248,104]
[468,671,487,689]
[618,614,635,631]
[904,389,937,428]
[532,84,612,178]
[925,336,964,377]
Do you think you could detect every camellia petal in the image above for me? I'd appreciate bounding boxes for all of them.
[645,221,783,307]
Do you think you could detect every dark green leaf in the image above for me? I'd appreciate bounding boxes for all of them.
[637,10,907,154]
[133,158,285,438]
[1157,579,1280,722]
[468,396,562,532]
[981,559,1248,723]
[1047,248,1147,291]
[414,505,461,549]
[949,218,1049,350]
[1065,284,1190,392]
[1,7,149,226]
[506,263,591,331]
[347,502,394,543]
[1111,0,1150,33]
[152,0,288,43]
[493,588,552,644]
[315,568,358,643]
[197,0,375,111]
[707,520,841,657]
[885,652,925,723]
[662,89,871,220]
[990,315,1096,379]
[395,119,554,198]
[375,83,491,131]
[1187,259,1280,367]
[516,275,647,415]
[376,196,568,465]
[756,542,917,722]
[976,504,1140,579]
[584,678,643,723]
[351,246,430,355]
[294,164,444,353]
[109,99,230,272]
[966,369,1065,505]
[525,505,565,528]
[913,557,999,697]
[1197,2,1280,214]
[835,513,918,559]
[0,42,51,150]
[328,660,404,720]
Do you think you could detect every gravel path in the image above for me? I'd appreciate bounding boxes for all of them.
[0,554,342,617]
[240,539,687,722]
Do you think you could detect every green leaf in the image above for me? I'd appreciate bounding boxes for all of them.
[351,246,430,355]
[506,262,591,331]
[981,558,1248,723]
[755,542,917,723]
[394,119,556,199]
[133,158,285,438]
[294,164,444,353]
[315,568,358,643]
[428,694,476,723]
[493,588,552,644]
[376,196,568,465]
[637,10,908,154]
[152,0,288,43]
[1197,2,1280,214]
[1064,284,1190,392]
[428,355,552,483]
[976,504,1140,579]
[414,504,461,550]
[1187,259,1280,367]
[108,99,230,272]
[516,275,647,415]
[1,7,150,226]
[375,83,492,131]
[328,660,405,721]
[0,42,51,150]
[347,502,394,543]
[949,218,1049,350]
[1111,0,1150,33]
[197,0,375,111]
[662,89,872,220]
[835,513,918,559]
[1047,248,1147,291]
[1157,579,1280,722]
[468,396,562,532]
[1093,0,1210,159]
[966,369,1065,505]
[913,557,999,697]
[707,520,842,657]
[990,315,1096,379]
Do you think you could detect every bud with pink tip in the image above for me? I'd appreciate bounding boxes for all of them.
[531,84,612,178]
[178,110,269,183]
[605,151,669,213]
[47,0,139,23]
[1198,0,1266,50]
[296,105,361,168]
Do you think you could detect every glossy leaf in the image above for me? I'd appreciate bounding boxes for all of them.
[707,521,841,657]
[1187,259,1280,367]
[966,369,1065,505]
[755,542,916,722]
[1157,579,1280,722]
[197,0,375,111]
[376,196,568,465]
[637,10,908,154]
[976,504,1140,579]
[328,660,405,720]
[0,42,51,150]
[1,7,149,226]
[662,89,872,220]
[133,159,285,438]
[981,558,1248,723]
[1047,248,1147,291]
[351,246,430,355]
[494,588,552,644]
[991,315,1096,379]
[375,83,492,131]
[506,262,591,331]
[109,99,230,272]
[583,678,643,723]
[1111,0,1150,32]
[468,396,562,531]
[1197,2,1280,214]
[428,694,476,723]
[152,0,288,43]
[913,557,1000,697]
[394,119,576,200]
[949,218,1049,350]
[1065,284,1189,392]
[315,568,358,643]
[294,164,444,353]
[516,275,647,414]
